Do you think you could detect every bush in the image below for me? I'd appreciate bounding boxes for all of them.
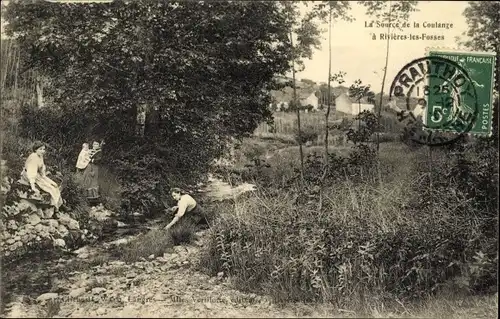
[200,128,498,306]
[294,125,319,145]
[201,178,497,306]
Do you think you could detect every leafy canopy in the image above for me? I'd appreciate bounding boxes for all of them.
[4,0,294,147]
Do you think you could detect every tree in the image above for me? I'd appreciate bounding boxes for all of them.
[312,1,352,163]
[461,1,499,141]
[4,0,294,214]
[280,1,322,182]
[360,1,419,153]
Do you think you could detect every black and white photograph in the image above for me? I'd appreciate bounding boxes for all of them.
[0,0,498,317]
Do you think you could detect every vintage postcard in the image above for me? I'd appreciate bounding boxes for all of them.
[1,1,498,318]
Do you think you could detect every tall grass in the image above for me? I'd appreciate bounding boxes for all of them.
[200,144,498,309]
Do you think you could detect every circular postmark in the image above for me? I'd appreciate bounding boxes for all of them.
[389,56,479,146]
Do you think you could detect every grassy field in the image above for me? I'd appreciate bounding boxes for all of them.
[254,111,403,146]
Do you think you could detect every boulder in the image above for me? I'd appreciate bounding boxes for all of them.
[43,207,55,219]
[53,238,66,248]
[92,287,107,295]
[7,220,18,230]
[17,199,38,214]
[34,224,45,233]
[57,224,69,237]
[36,208,45,218]
[69,287,86,298]
[37,293,59,302]
[44,219,59,229]
[57,213,80,230]
[27,214,41,226]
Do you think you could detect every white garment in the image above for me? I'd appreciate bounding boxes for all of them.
[76,149,91,169]
[176,194,197,218]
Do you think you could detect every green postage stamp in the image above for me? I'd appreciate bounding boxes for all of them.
[425,48,496,137]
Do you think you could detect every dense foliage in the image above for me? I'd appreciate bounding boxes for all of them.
[4,0,294,215]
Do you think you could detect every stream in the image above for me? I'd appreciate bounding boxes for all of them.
[1,175,263,318]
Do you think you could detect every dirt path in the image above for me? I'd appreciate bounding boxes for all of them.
[2,230,350,318]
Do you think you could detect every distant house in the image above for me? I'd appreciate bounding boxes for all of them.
[270,83,320,112]
[330,86,375,115]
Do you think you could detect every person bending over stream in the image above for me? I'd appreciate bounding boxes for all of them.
[164,187,208,231]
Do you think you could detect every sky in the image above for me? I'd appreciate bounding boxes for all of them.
[295,1,471,92]
[2,1,472,94]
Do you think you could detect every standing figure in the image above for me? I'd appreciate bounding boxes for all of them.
[81,141,104,200]
[20,141,63,210]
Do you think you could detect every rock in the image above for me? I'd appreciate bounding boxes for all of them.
[69,287,87,298]
[36,293,59,302]
[43,207,55,219]
[57,213,80,230]
[109,260,126,266]
[36,208,45,218]
[204,302,213,310]
[148,254,155,259]
[6,238,15,245]
[53,238,66,248]
[2,231,11,240]
[108,238,130,246]
[92,287,107,295]
[116,221,128,228]
[27,214,41,226]
[17,199,38,213]
[57,224,69,237]
[126,272,137,279]
[96,307,106,315]
[34,224,44,233]
[217,271,224,278]
[7,220,18,230]
[44,219,59,228]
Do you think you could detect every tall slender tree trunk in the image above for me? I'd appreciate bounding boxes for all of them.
[324,8,332,163]
[376,1,392,154]
[290,31,304,182]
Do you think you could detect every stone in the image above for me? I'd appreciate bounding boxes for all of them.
[17,199,38,214]
[36,293,59,302]
[27,214,41,226]
[2,231,11,240]
[45,219,59,228]
[148,254,155,259]
[217,272,224,278]
[96,307,106,315]
[53,238,66,248]
[36,208,45,218]
[116,221,128,228]
[43,207,55,219]
[92,287,107,295]
[34,224,44,233]
[6,238,15,245]
[69,287,86,298]
[7,220,18,230]
[126,272,137,279]
[57,224,69,237]
[57,213,80,230]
